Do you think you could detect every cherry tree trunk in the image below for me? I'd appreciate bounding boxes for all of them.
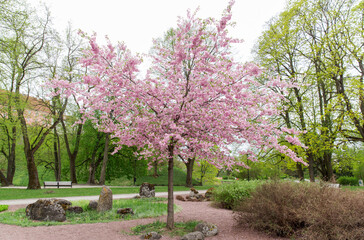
[167,143,175,230]
[153,161,159,178]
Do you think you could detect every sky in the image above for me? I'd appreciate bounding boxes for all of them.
[27,0,288,63]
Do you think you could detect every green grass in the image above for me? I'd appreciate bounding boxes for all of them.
[0,185,211,201]
[0,197,180,227]
[131,220,202,237]
[0,205,8,212]
[341,186,364,191]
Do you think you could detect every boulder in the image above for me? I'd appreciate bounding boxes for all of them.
[25,199,66,222]
[181,231,204,240]
[140,232,162,239]
[67,206,84,214]
[97,186,113,212]
[189,188,199,198]
[139,182,155,198]
[176,195,185,201]
[117,208,134,216]
[194,222,218,237]
[196,194,204,200]
[53,199,72,211]
[204,187,214,200]
[88,200,98,210]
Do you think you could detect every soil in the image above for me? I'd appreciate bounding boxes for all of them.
[0,195,286,240]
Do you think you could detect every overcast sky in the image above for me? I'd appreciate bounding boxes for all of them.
[27,0,288,63]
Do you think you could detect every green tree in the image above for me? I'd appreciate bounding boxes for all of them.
[255,0,362,181]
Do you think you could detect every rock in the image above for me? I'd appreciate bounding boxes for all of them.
[196,194,204,200]
[25,199,66,222]
[139,182,155,198]
[53,199,72,211]
[88,200,98,210]
[140,231,162,239]
[204,187,214,200]
[189,188,199,198]
[117,208,134,216]
[176,195,185,201]
[194,222,218,237]
[97,186,113,212]
[67,206,84,214]
[181,231,204,240]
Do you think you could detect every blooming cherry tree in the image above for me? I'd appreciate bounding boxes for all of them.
[51,1,305,229]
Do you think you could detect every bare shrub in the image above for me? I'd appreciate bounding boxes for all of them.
[234,181,364,240]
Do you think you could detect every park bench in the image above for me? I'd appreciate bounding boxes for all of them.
[43,181,72,188]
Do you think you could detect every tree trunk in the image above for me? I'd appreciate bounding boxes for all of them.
[0,170,9,186]
[53,128,61,181]
[6,126,17,185]
[70,156,77,183]
[166,142,175,230]
[87,151,98,185]
[99,132,110,185]
[308,152,315,182]
[88,152,104,185]
[184,158,195,187]
[322,151,333,182]
[18,114,41,190]
[296,162,304,181]
[61,119,83,184]
[153,161,159,178]
[87,133,103,184]
[25,151,41,189]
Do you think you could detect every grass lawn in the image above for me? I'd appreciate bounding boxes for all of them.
[0,197,178,227]
[0,185,212,200]
[131,220,202,237]
[341,185,364,190]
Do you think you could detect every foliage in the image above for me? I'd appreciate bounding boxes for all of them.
[235,181,364,240]
[131,220,201,237]
[255,0,364,181]
[337,176,359,186]
[0,205,8,212]
[0,198,177,227]
[192,160,219,185]
[212,180,263,209]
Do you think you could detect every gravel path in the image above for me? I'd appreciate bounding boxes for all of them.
[0,195,286,240]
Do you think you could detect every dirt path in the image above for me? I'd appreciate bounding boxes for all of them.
[0,196,286,240]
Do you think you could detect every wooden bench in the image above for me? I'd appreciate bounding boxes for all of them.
[43,181,72,188]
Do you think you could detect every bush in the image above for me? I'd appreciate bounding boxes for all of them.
[337,176,359,186]
[0,205,8,212]
[212,180,263,209]
[234,181,364,240]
